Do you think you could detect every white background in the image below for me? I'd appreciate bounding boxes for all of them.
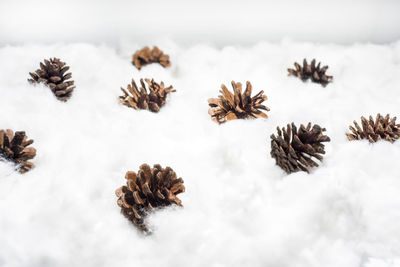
[1,0,400,45]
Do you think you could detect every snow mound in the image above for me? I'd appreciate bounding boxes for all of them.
[0,41,400,267]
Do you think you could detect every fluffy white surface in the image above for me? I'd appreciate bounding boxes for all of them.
[0,41,400,267]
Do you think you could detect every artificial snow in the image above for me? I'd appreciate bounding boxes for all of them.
[0,41,400,267]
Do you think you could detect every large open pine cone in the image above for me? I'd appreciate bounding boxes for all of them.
[288,59,333,86]
[208,81,270,124]
[28,58,75,101]
[115,164,185,232]
[346,114,400,143]
[120,78,175,113]
[0,130,36,173]
[132,46,171,70]
[270,123,330,174]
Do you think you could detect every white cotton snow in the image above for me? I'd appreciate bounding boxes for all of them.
[0,41,400,267]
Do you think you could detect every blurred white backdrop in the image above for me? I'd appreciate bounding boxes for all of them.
[1,0,399,46]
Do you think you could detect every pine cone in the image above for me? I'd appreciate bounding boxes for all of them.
[270,123,330,174]
[132,46,171,70]
[120,78,175,113]
[115,164,185,232]
[28,58,75,101]
[0,130,36,173]
[346,114,400,143]
[288,59,333,86]
[208,81,270,124]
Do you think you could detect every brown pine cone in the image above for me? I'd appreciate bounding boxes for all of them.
[132,46,171,70]
[120,78,175,113]
[115,164,185,232]
[288,59,333,86]
[270,123,330,174]
[346,114,400,143]
[208,81,270,124]
[28,58,75,101]
[0,130,36,173]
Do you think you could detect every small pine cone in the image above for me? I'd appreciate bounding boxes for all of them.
[132,46,171,70]
[288,59,333,86]
[270,123,330,174]
[346,114,400,143]
[28,58,75,101]
[115,164,185,232]
[0,130,36,173]
[208,81,270,124]
[120,78,175,113]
